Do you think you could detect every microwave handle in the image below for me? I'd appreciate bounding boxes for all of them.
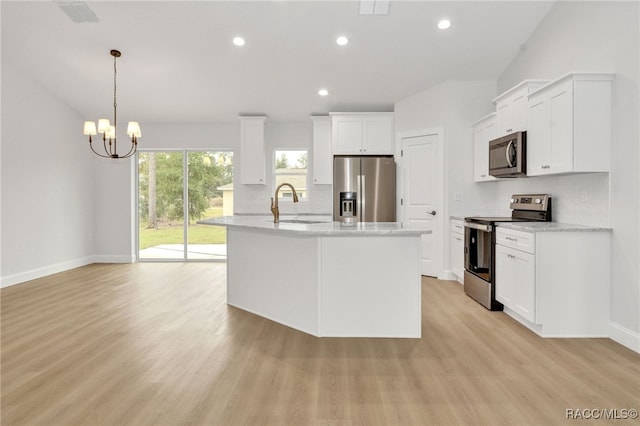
[506,140,514,168]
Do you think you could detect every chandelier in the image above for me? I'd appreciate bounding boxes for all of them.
[83,49,141,159]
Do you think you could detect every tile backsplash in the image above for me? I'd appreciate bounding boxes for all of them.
[495,172,609,226]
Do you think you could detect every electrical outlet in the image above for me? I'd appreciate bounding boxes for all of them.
[453,192,461,201]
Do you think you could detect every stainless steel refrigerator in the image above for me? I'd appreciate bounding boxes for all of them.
[333,156,396,223]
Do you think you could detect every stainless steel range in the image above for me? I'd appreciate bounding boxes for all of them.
[464,194,552,310]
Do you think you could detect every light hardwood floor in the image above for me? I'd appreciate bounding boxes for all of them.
[2,263,638,425]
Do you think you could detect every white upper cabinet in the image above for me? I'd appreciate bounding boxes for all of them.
[311,116,332,185]
[472,113,497,182]
[331,113,394,155]
[493,80,549,136]
[527,73,613,176]
[239,116,267,184]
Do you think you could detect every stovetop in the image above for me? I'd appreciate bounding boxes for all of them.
[465,194,552,224]
[464,216,532,224]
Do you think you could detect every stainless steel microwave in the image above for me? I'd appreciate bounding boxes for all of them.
[489,131,526,177]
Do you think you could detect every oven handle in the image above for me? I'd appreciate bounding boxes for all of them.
[464,222,492,232]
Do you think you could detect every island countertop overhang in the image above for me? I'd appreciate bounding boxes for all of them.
[197,215,432,236]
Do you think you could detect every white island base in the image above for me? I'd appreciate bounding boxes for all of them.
[226,226,422,338]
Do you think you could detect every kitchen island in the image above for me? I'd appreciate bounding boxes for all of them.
[198,216,431,338]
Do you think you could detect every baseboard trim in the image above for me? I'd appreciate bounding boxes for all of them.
[609,321,640,353]
[91,254,136,264]
[1,255,136,288]
[440,270,457,281]
[1,256,94,288]
[440,270,464,284]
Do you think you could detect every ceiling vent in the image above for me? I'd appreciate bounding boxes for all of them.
[56,1,99,23]
[360,0,390,15]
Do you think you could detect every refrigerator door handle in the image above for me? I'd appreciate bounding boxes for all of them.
[360,174,365,222]
[357,174,364,222]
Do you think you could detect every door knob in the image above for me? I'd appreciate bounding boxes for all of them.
[428,210,436,216]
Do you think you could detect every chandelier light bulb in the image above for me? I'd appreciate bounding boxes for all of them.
[83,121,97,136]
[97,118,111,133]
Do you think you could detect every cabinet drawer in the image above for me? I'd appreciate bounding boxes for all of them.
[496,227,535,254]
[451,219,464,235]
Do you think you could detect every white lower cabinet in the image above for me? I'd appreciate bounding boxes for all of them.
[450,219,464,281]
[495,226,610,337]
[495,243,535,323]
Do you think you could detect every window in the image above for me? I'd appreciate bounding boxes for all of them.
[274,150,307,200]
[137,150,233,261]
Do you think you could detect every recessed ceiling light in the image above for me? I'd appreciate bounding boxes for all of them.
[318,89,329,96]
[437,19,451,30]
[336,36,349,46]
[233,37,246,46]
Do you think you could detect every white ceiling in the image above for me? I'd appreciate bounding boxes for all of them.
[2,1,555,123]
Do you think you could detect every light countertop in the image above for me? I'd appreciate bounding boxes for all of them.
[497,222,612,233]
[197,215,432,236]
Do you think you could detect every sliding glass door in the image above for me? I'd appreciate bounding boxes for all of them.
[137,150,233,261]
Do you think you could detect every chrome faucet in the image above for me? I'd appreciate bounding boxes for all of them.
[271,183,299,223]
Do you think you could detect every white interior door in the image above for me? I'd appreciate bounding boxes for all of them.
[401,131,443,277]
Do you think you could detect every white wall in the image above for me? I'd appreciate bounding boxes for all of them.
[1,64,95,286]
[395,80,499,218]
[497,1,639,348]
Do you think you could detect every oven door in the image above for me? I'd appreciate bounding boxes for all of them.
[464,221,493,281]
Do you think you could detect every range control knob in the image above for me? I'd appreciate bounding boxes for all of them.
[510,198,517,203]
[534,198,542,204]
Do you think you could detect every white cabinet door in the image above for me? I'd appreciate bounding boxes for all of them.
[495,244,515,307]
[548,80,574,173]
[496,243,536,323]
[527,73,613,177]
[239,116,266,184]
[526,93,552,175]
[513,249,536,323]
[311,116,332,184]
[493,80,549,137]
[511,90,529,133]
[472,114,496,182]
[495,101,512,137]
[363,116,394,154]
[331,113,394,155]
[450,231,464,278]
[332,116,363,154]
